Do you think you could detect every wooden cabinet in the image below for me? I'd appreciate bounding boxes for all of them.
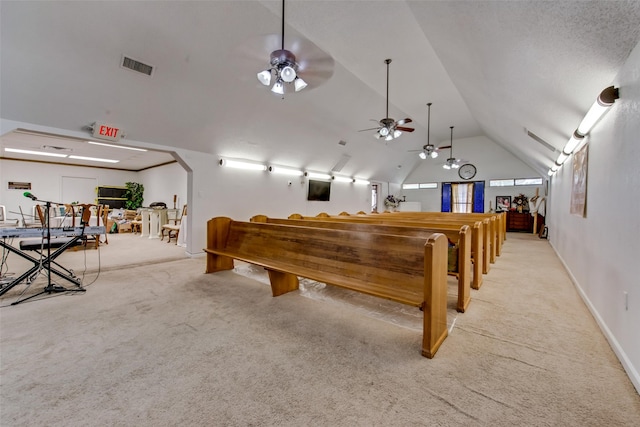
[507,211,533,232]
[96,186,128,209]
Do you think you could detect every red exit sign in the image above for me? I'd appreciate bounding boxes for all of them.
[92,122,123,142]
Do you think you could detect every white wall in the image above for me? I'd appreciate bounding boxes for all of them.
[175,147,372,256]
[548,40,640,392]
[0,159,138,221]
[403,135,545,212]
[139,162,187,209]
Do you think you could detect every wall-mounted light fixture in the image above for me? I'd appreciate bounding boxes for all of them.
[549,86,619,176]
[219,158,267,171]
[268,166,303,176]
[354,178,371,185]
[304,172,331,180]
[332,175,354,183]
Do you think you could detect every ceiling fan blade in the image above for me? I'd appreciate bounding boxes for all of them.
[437,145,451,150]
[396,126,414,132]
[358,127,381,132]
[397,118,412,125]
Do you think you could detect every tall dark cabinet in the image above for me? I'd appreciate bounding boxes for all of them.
[96,186,127,209]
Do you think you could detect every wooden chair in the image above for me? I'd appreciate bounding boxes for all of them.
[63,204,77,227]
[131,211,143,234]
[161,204,186,244]
[97,204,109,245]
[70,203,108,249]
[35,205,45,227]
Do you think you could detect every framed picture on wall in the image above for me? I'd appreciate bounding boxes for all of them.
[496,196,511,212]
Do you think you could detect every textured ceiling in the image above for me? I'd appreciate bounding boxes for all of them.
[1,1,639,180]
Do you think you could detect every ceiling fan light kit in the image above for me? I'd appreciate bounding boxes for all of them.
[442,126,464,170]
[257,0,307,96]
[359,58,414,142]
[415,102,441,160]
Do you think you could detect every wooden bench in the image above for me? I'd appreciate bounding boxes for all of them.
[251,214,472,311]
[289,213,486,286]
[371,214,493,268]
[376,211,505,257]
[372,211,501,261]
[204,216,449,358]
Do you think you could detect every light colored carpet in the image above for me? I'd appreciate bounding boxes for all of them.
[1,232,639,426]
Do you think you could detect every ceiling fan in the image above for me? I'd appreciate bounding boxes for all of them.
[408,103,450,159]
[254,0,334,95]
[359,59,414,141]
[442,126,466,169]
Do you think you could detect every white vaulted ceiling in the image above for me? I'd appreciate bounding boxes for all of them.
[1,1,639,180]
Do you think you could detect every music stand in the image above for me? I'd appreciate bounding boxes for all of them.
[11,198,86,305]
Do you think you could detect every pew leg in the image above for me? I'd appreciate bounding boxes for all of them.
[205,252,234,273]
[471,259,483,290]
[267,269,299,297]
[422,234,449,359]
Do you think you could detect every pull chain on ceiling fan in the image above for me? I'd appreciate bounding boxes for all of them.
[256,0,307,96]
[358,59,414,141]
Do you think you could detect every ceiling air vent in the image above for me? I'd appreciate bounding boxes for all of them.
[331,154,351,172]
[42,145,72,152]
[121,55,154,77]
[525,128,556,152]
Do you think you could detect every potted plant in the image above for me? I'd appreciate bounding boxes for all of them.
[124,182,144,210]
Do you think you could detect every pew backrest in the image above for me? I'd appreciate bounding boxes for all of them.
[251,215,473,309]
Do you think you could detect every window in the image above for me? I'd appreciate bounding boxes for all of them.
[441,181,485,213]
[452,183,473,213]
[490,177,543,187]
[515,178,543,186]
[419,183,438,189]
[489,179,514,187]
[402,182,438,190]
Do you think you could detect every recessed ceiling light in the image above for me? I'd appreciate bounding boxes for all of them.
[87,141,147,152]
[4,147,68,158]
[68,155,119,163]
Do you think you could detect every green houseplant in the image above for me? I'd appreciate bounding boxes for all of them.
[124,182,144,210]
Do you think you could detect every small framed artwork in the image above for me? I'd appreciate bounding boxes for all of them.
[496,196,511,212]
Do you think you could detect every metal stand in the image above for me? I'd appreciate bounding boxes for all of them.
[11,199,86,305]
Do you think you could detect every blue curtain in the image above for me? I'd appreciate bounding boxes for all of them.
[441,183,452,212]
[473,181,485,213]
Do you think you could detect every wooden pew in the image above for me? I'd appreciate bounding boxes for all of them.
[251,214,472,311]
[375,211,502,260]
[307,212,494,269]
[290,213,487,285]
[204,216,449,358]
[386,211,505,250]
